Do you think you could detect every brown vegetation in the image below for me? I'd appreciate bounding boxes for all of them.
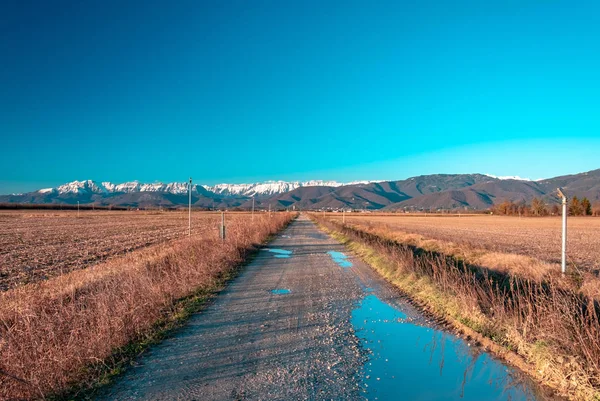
[492,197,595,217]
[312,214,600,400]
[330,213,600,275]
[0,212,294,400]
[0,210,242,291]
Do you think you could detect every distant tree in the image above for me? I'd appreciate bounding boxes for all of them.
[569,196,583,216]
[581,197,592,216]
[493,199,534,216]
[550,204,560,215]
[511,200,529,217]
[495,200,515,215]
[518,203,530,217]
[531,198,547,216]
[593,203,600,217]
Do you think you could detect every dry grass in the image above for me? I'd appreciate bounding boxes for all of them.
[0,210,251,291]
[333,213,600,273]
[0,212,295,400]
[337,214,600,300]
[313,214,600,400]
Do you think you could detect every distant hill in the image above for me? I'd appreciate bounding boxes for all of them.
[384,169,600,211]
[1,170,599,210]
[537,169,600,202]
[284,174,496,210]
[385,180,545,210]
[263,186,337,209]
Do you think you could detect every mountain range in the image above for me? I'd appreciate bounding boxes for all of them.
[1,170,599,210]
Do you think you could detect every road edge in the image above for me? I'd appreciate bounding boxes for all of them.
[55,214,298,401]
[310,215,577,401]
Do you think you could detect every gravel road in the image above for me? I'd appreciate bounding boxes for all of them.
[98,214,552,401]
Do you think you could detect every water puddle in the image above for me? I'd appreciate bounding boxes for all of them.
[352,294,551,400]
[266,248,292,258]
[271,289,291,295]
[327,250,353,268]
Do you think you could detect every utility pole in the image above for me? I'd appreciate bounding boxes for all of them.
[220,211,226,241]
[269,204,271,218]
[77,201,80,218]
[557,188,568,274]
[343,209,345,223]
[188,177,192,236]
[252,197,255,221]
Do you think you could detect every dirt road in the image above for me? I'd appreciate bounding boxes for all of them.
[99,215,554,401]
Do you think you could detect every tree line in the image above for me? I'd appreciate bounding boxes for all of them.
[491,196,599,216]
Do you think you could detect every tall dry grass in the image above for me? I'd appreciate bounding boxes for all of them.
[336,214,600,274]
[0,213,294,400]
[338,217,600,300]
[313,214,600,400]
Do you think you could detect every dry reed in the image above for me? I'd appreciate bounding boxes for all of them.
[313,214,600,400]
[0,213,294,400]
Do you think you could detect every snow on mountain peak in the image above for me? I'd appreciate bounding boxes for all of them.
[43,179,364,197]
[206,181,318,196]
[203,180,368,196]
[56,180,108,194]
[485,174,531,181]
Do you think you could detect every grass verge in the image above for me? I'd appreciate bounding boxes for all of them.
[0,213,296,400]
[311,214,600,401]
[58,241,261,400]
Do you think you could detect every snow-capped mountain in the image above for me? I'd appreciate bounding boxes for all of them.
[3,170,598,210]
[34,179,371,197]
[203,180,361,197]
[45,180,198,195]
[484,174,532,181]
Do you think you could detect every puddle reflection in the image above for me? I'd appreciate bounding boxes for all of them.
[266,248,292,258]
[352,294,551,401]
[327,250,353,268]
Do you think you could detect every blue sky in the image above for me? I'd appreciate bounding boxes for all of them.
[1,0,599,193]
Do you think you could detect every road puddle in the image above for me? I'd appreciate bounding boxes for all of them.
[266,249,292,258]
[271,289,291,295]
[352,294,551,400]
[327,250,353,268]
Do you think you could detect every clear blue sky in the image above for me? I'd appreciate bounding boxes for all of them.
[2,0,600,193]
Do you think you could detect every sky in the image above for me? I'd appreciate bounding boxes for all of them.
[1,0,600,193]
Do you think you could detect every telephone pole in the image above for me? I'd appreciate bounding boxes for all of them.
[188,177,192,236]
[220,211,226,241]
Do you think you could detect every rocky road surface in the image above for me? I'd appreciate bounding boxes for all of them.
[98,214,420,400]
[98,214,551,401]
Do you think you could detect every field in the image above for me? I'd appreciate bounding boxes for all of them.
[0,210,294,399]
[330,214,600,273]
[0,210,249,291]
[313,213,600,399]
